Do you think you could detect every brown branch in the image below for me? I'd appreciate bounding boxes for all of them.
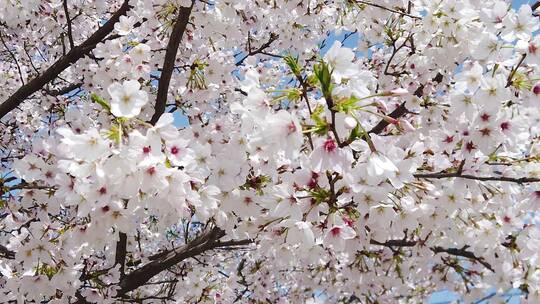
[149,3,194,125]
[0,244,15,259]
[214,238,253,247]
[63,0,75,49]
[370,239,494,272]
[0,0,132,120]
[506,53,527,88]
[356,0,421,19]
[117,227,214,295]
[431,246,494,273]
[368,72,443,135]
[413,172,540,183]
[116,227,252,296]
[368,102,408,135]
[322,92,344,146]
[47,82,83,96]
[115,232,128,276]
[384,32,414,77]
[235,32,279,66]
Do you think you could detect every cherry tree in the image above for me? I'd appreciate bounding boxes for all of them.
[1,0,540,302]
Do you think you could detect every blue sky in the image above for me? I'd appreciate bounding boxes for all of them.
[514,0,535,7]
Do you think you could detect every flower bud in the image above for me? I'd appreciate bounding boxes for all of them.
[533,83,540,96]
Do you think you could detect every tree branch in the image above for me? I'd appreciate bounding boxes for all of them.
[370,239,494,272]
[0,0,132,120]
[47,82,83,96]
[116,227,252,296]
[413,172,540,183]
[356,0,421,20]
[63,0,75,49]
[368,102,408,135]
[149,3,194,125]
[115,232,128,276]
[0,244,15,259]
[235,32,279,66]
[368,73,443,135]
[0,31,25,85]
[532,1,540,12]
[431,246,494,273]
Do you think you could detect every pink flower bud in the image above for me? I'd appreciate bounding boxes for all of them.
[533,83,540,96]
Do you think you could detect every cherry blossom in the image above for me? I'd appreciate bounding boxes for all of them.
[1,0,540,303]
[107,80,148,118]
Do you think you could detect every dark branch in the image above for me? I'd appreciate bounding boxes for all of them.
[431,246,494,273]
[368,102,408,135]
[47,83,83,96]
[356,0,421,19]
[0,0,132,120]
[413,172,540,184]
[0,244,15,259]
[370,239,494,272]
[115,232,128,276]
[368,72,443,135]
[116,227,252,296]
[235,32,279,66]
[149,3,194,125]
[63,0,75,49]
[0,32,25,85]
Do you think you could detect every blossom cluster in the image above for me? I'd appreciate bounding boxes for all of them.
[1,0,540,303]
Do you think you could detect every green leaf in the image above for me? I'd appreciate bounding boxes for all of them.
[286,88,302,102]
[36,264,58,280]
[90,93,111,112]
[332,96,360,113]
[284,54,301,77]
[313,61,333,100]
[106,123,122,143]
[310,104,328,135]
[347,123,360,142]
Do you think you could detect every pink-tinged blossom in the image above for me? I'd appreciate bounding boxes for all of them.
[4,1,540,303]
[310,139,352,174]
[323,225,356,251]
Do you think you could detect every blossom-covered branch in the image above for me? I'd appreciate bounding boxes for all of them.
[0,0,132,120]
[2,0,540,303]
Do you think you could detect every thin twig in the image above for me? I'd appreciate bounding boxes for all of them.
[63,0,75,49]
[235,32,279,66]
[356,0,421,20]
